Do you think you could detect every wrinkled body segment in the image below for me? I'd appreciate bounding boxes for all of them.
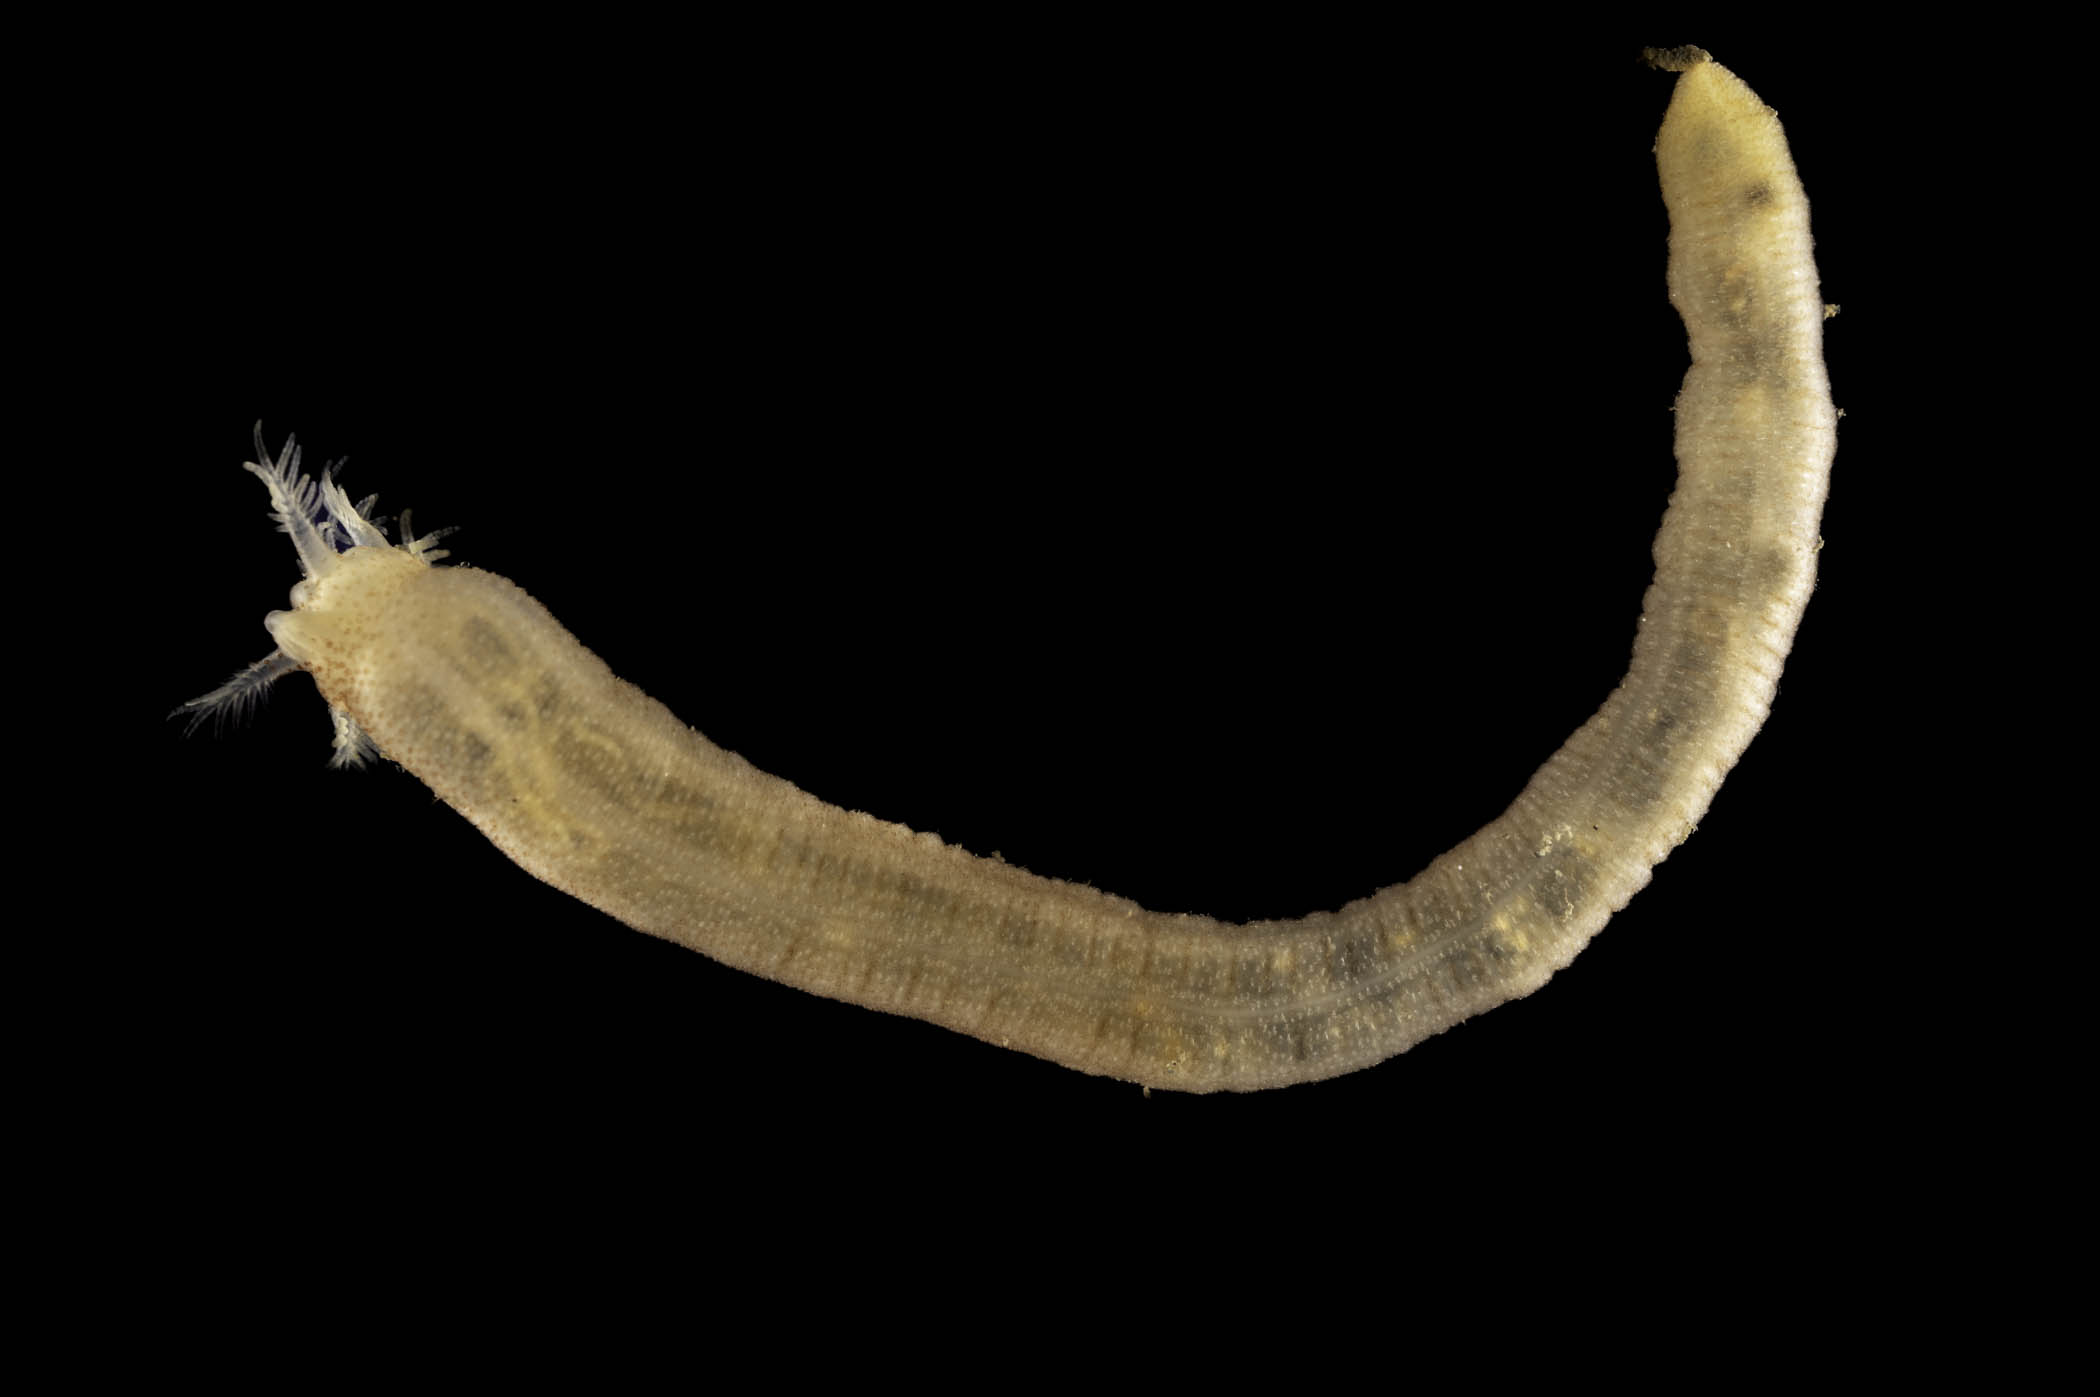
[200,52,1833,1090]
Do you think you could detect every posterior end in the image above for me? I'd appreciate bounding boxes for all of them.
[1641,46,1712,73]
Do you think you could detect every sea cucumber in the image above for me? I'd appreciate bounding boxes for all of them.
[184,50,1836,1091]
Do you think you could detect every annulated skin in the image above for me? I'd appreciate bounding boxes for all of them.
[198,50,1834,1091]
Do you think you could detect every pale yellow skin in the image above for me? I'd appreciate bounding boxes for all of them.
[205,52,1835,1091]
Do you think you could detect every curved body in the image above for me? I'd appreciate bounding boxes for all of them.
[193,52,1834,1091]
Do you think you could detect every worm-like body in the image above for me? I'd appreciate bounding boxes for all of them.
[190,51,1834,1090]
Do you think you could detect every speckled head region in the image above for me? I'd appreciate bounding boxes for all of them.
[176,425,456,767]
[188,51,1833,1090]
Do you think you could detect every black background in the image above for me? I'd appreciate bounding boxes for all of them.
[95,27,1921,1265]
